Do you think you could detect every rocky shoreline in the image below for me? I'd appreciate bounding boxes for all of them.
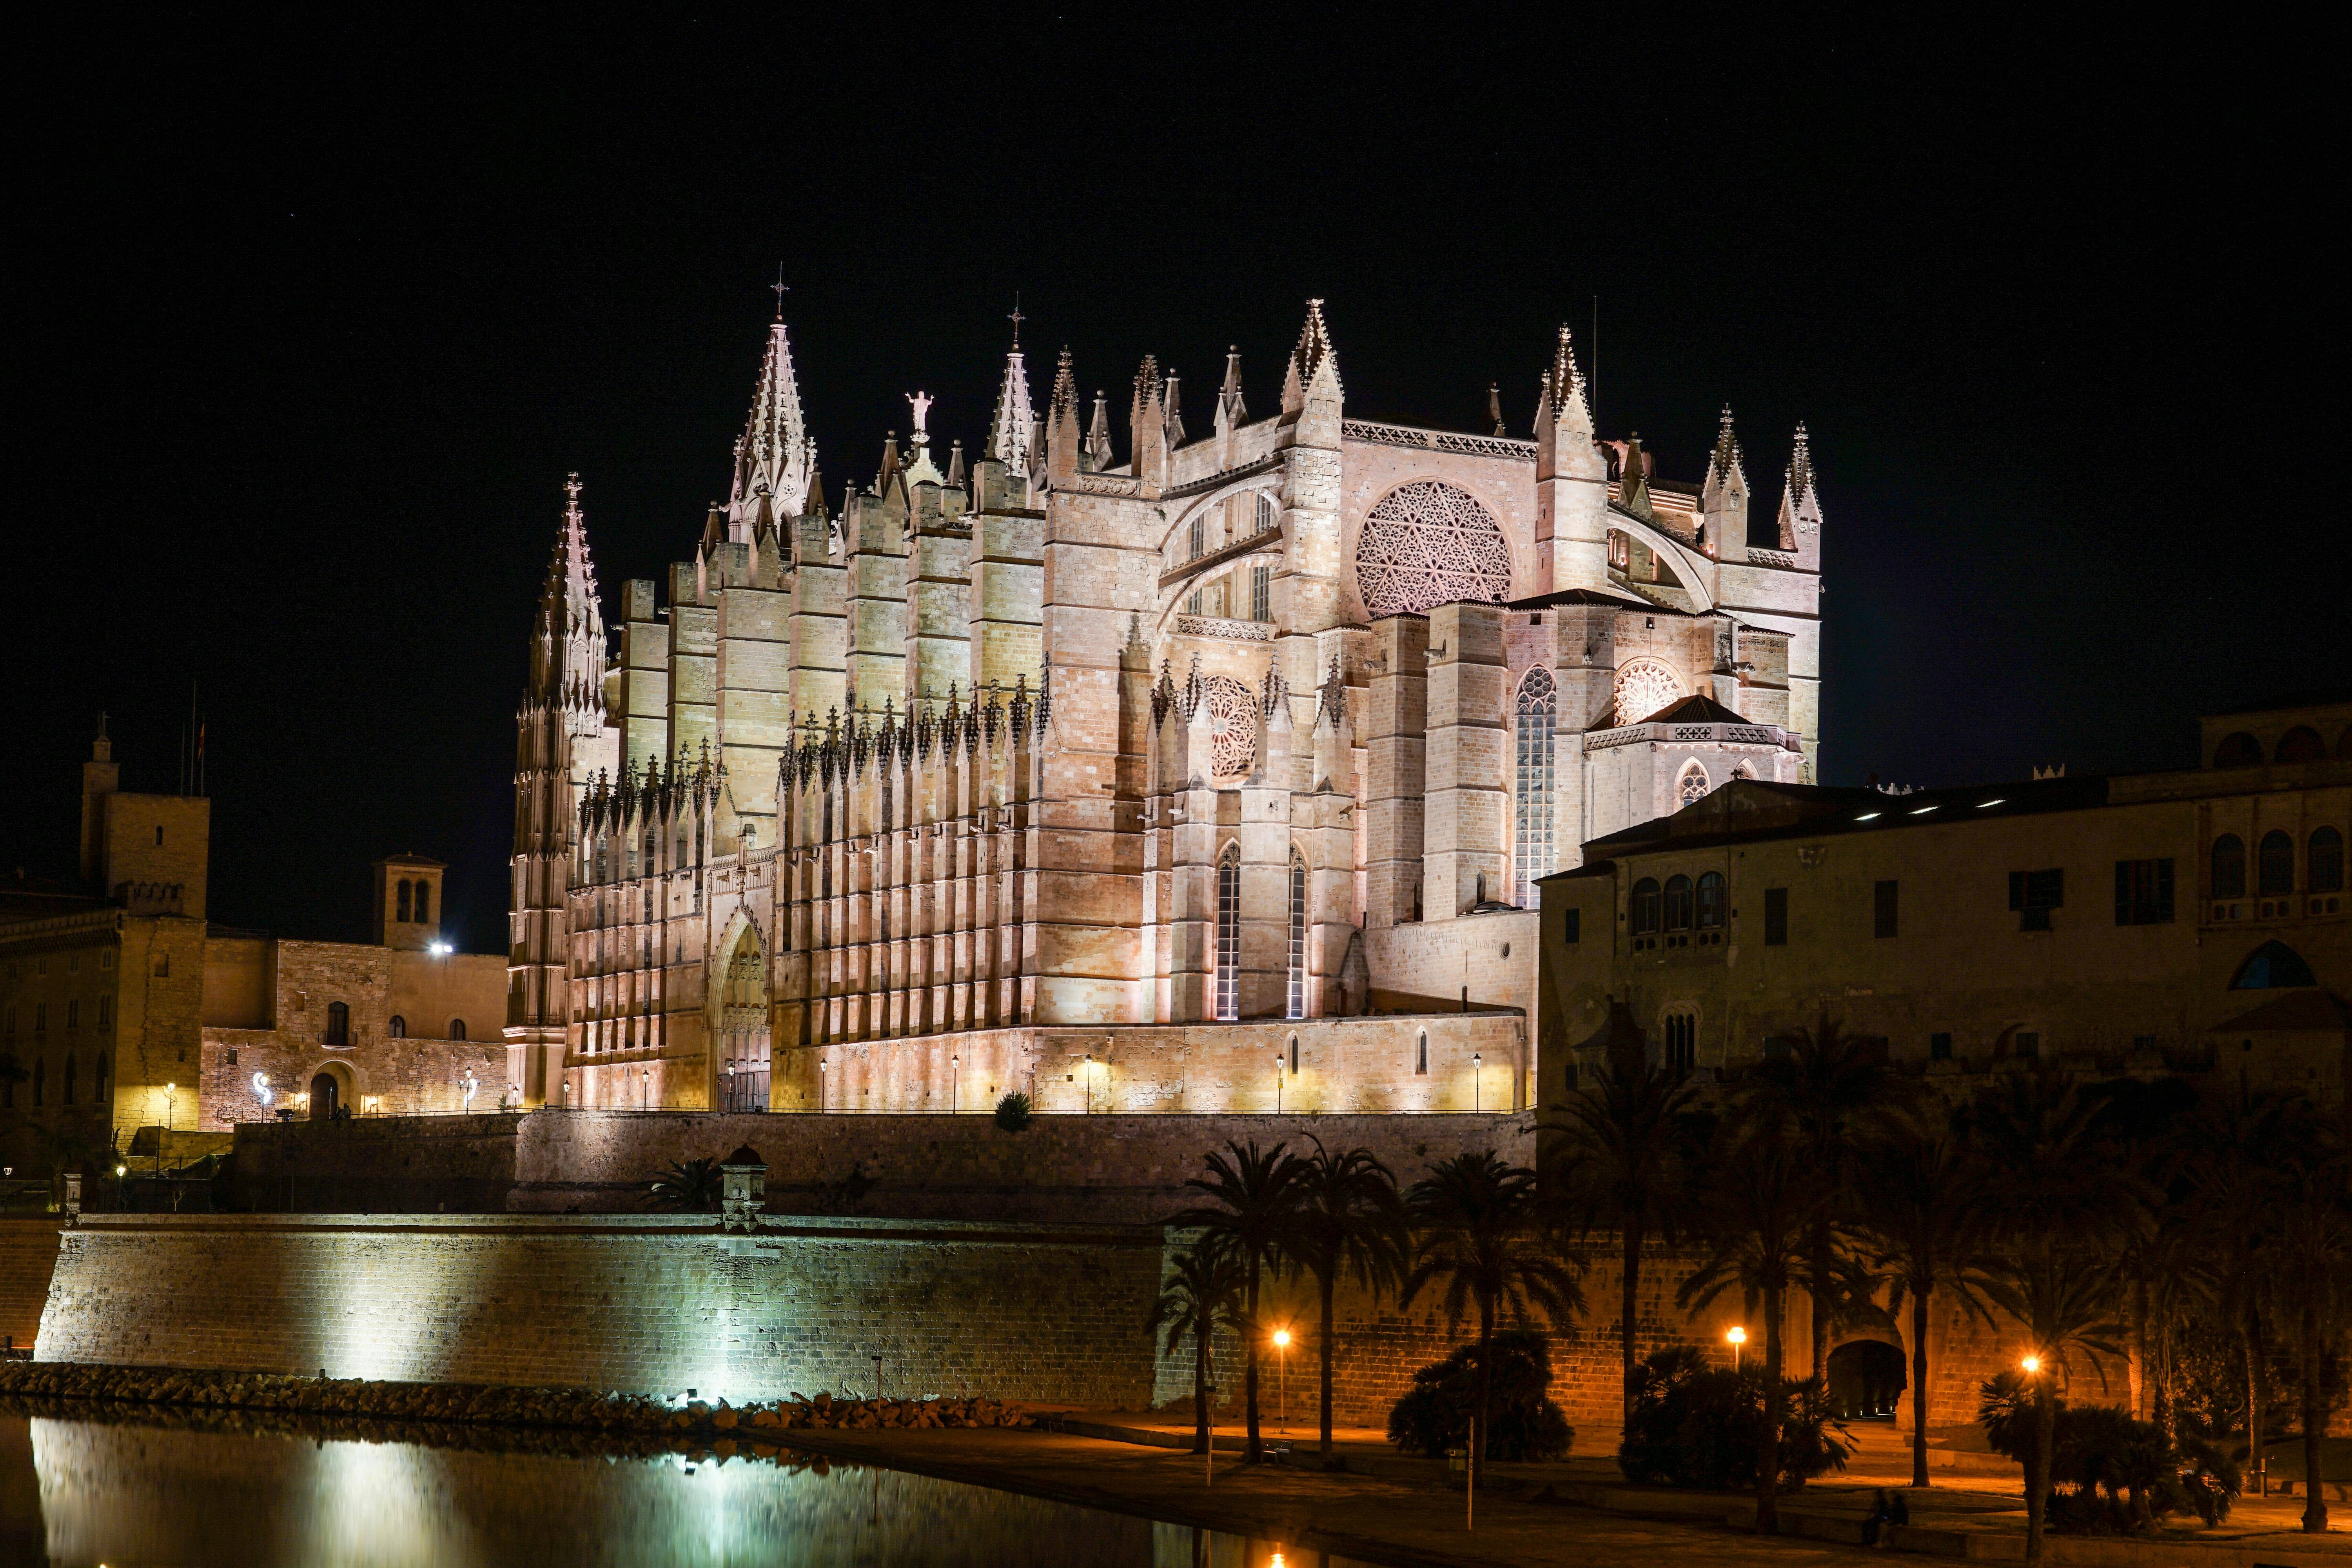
[0,1360,1038,1440]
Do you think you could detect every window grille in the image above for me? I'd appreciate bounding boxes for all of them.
[1251,564,1271,622]
[1216,848,1241,1021]
[1513,667,1555,902]
[1287,852,1308,1020]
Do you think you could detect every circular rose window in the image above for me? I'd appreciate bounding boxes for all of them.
[1354,481,1513,617]
[1202,676,1258,779]
[1612,659,1682,726]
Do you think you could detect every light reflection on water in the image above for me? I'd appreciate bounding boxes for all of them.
[2,1413,1370,1568]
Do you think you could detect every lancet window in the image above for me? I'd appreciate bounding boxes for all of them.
[1513,666,1555,904]
[1216,846,1241,1022]
[1286,850,1308,1020]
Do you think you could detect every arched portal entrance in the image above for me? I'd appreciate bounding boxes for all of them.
[1827,1339,1907,1421]
[309,1071,340,1120]
[720,924,771,1111]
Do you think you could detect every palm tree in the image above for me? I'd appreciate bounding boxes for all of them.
[2259,1138,2350,1534]
[1851,1109,2003,1488]
[1965,1069,2150,1562]
[1170,1139,1304,1462]
[1678,1096,1820,1532]
[1753,1015,1898,1383]
[1281,1137,1408,1462]
[1554,1054,1704,1442]
[1403,1151,1582,1493]
[645,1157,722,1212]
[1147,1242,1247,1455]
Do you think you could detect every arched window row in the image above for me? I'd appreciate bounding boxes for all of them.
[2212,826,2348,917]
[1629,871,1728,949]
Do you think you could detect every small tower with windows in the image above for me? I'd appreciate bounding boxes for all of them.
[372,853,446,949]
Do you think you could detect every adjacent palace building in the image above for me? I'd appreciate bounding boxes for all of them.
[511,302,1822,1116]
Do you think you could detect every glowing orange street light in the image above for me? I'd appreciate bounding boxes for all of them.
[1728,1325,1746,1372]
[1273,1327,1292,1433]
[2021,1354,2041,1375]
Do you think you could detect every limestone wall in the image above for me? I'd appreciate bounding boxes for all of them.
[0,1218,69,1353]
[230,1107,1535,1221]
[35,1213,1165,1408]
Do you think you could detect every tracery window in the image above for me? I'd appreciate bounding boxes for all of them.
[1203,676,1258,780]
[1679,763,1710,807]
[1514,667,1556,904]
[1287,851,1308,1021]
[1216,847,1241,1022]
[1613,660,1682,726]
[1354,481,1512,617]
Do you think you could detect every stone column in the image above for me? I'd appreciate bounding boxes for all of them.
[1423,602,1507,919]
[1363,615,1428,927]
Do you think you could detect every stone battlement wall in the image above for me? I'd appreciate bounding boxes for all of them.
[35,1213,1167,1409]
[230,1109,1537,1222]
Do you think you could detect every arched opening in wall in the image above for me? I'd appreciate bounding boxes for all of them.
[387,1015,406,1038]
[447,1018,467,1041]
[1286,850,1308,1021]
[722,924,771,1110]
[1416,1032,1428,1074]
[2232,940,2316,989]
[2258,831,2295,897]
[62,1052,76,1105]
[414,882,430,923]
[1663,875,1693,933]
[1677,762,1711,808]
[325,1001,351,1047]
[2212,731,2262,768]
[1827,1339,1907,1421]
[310,1066,349,1120]
[396,880,412,922]
[1353,480,1513,616]
[1513,666,1556,904]
[1630,878,1662,945]
[2276,725,2325,764]
[2210,834,2245,899]
[1216,847,1241,1022]
[2311,827,2345,900]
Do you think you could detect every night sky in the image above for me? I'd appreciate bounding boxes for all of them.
[11,13,2334,951]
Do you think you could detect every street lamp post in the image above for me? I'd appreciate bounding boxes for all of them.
[818,1059,828,1113]
[951,1054,959,1112]
[1083,1052,1093,1114]
[1278,1327,1294,1433]
[1472,1053,1481,1113]
[1274,1053,1285,1114]
[641,1068,650,1112]
[1728,1325,1746,1373]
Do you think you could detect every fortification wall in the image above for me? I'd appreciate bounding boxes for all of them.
[0,1218,69,1353]
[232,1109,1536,1221]
[35,1213,1165,1408]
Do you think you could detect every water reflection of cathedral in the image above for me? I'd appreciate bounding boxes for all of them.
[509,301,1821,1114]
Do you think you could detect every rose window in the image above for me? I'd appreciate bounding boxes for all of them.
[1203,675,1258,779]
[1354,481,1513,617]
[1612,659,1682,726]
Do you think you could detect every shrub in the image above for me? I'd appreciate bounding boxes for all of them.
[645,1158,722,1213]
[1618,1345,1851,1491]
[1386,1329,1573,1463]
[1978,1372,2240,1534]
[994,1092,1033,1132]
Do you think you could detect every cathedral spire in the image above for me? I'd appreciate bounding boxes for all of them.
[1281,298,1340,419]
[1218,345,1246,427]
[1085,388,1112,470]
[532,473,607,725]
[1617,433,1653,519]
[1699,406,1749,559]
[727,316,810,540]
[1773,421,1822,552]
[1046,347,1080,481]
[987,339,1037,475]
[1163,369,1184,447]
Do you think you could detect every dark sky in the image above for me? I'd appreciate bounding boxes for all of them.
[11,12,2336,950]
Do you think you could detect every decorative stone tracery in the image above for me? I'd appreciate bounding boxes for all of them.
[1202,675,1258,779]
[1612,659,1683,726]
[1354,480,1512,617]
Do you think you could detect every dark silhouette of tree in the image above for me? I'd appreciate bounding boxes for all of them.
[1170,1139,1304,1462]
[1852,1107,2003,1488]
[1965,1070,2150,1562]
[1403,1151,1582,1495]
[1280,1136,1408,1462]
[1753,1015,1898,1383]
[645,1157,722,1212]
[1553,1054,1705,1441]
[2258,1133,2350,1534]
[1147,1243,1247,1455]
[1679,1095,1824,1532]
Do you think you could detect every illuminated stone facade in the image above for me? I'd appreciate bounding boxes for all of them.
[516,304,1822,1114]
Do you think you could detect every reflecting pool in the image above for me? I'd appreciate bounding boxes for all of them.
[0,1410,1368,1567]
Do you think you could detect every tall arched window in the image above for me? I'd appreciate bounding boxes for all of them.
[33,1057,44,1107]
[62,1052,76,1105]
[2210,834,2245,898]
[414,882,430,923]
[1630,878,1661,935]
[2258,831,2295,895]
[2311,827,2345,894]
[448,1018,467,1041]
[325,1001,351,1046]
[1287,851,1308,1021]
[1256,491,1279,533]
[2276,726,2324,764]
[1663,875,1694,930]
[1695,872,1726,929]
[396,880,412,922]
[1216,847,1241,1022]
[1678,764,1710,807]
[1514,666,1555,904]
[387,1015,406,1038]
[2212,732,2261,768]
